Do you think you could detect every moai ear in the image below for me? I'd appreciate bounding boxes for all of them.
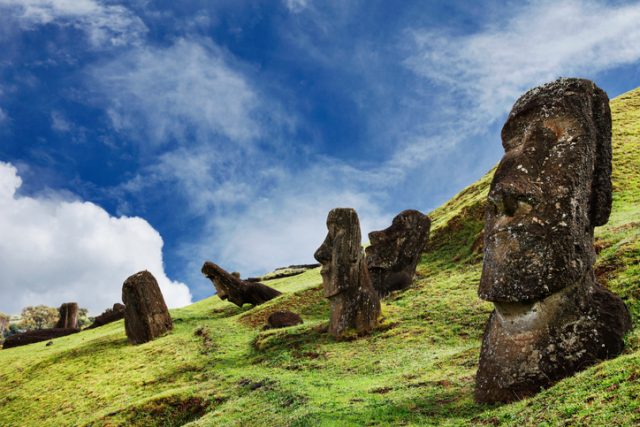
[589,87,612,227]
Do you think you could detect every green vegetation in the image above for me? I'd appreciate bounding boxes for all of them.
[0,88,639,426]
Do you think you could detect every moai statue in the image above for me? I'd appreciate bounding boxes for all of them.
[365,210,431,296]
[314,208,381,338]
[55,302,79,329]
[122,271,173,345]
[85,303,126,330]
[201,262,281,307]
[475,78,632,403]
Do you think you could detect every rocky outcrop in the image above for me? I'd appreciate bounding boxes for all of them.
[85,303,125,330]
[314,208,381,338]
[122,271,173,345]
[2,328,79,349]
[267,311,303,329]
[201,262,282,307]
[366,210,431,296]
[475,78,632,404]
[55,302,78,329]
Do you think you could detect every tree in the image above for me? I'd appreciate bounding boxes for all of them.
[19,305,59,330]
[77,307,91,328]
[0,312,9,339]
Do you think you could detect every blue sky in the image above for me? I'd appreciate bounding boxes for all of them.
[1,0,639,314]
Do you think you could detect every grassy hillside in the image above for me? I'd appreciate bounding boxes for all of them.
[0,88,638,426]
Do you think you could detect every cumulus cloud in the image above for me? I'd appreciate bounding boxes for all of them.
[0,0,147,47]
[405,0,640,124]
[0,162,191,315]
[90,39,263,146]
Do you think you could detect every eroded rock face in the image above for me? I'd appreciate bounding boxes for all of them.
[201,262,281,307]
[366,210,431,296]
[267,311,303,329]
[85,303,125,330]
[2,328,80,349]
[475,78,632,404]
[314,208,381,338]
[122,271,173,345]
[55,302,79,329]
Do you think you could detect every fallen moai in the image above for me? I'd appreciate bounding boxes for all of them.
[366,209,431,296]
[85,303,125,330]
[201,261,282,307]
[2,328,79,349]
[314,208,381,338]
[475,78,632,404]
[267,311,304,329]
[55,302,79,329]
[122,271,173,345]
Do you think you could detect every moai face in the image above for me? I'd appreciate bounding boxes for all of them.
[479,79,612,303]
[314,208,361,298]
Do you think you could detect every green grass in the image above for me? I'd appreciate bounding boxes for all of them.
[1,88,639,426]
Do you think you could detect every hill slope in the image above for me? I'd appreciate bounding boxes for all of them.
[0,88,638,426]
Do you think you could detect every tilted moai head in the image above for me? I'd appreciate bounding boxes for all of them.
[366,210,431,296]
[201,261,281,307]
[314,208,380,338]
[475,78,631,403]
[122,270,173,345]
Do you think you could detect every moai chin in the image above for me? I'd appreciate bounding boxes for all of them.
[122,270,173,345]
[314,208,381,338]
[55,302,79,329]
[366,209,431,296]
[475,78,632,403]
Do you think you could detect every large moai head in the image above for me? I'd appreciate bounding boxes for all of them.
[122,270,173,345]
[314,208,380,338]
[475,78,631,404]
[480,78,612,302]
[366,210,431,296]
[314,208,363,299]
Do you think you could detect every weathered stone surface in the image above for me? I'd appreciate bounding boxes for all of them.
[85,303,125,330]
[2,328,79,349]
[201,262,282,307]
[475,78,632,404]
[314,208,381,338]
[267,311,303,329]
[122,271,173,345]
[366,210,431,296]
[55,302,79,329]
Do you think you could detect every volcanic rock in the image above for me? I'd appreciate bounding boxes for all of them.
[267,311,304,329]
[2,328,79,349]
[122,271,173,345]
[85,303,125,330]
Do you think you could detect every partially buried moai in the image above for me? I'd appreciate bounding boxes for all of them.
[55,302,79,329]
[201,262,281,307]
[475,78,632,403]
[314,208,381,338]
[366,210,431,296]
[122,270,173,345]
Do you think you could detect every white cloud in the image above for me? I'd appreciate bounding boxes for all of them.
[0,107,7,123]
[0,162,191,315]
[0,0,147,47]
[50,110,72,132]
[284,0,309,13]
[405,0,640,124]
[91,39,263,146]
